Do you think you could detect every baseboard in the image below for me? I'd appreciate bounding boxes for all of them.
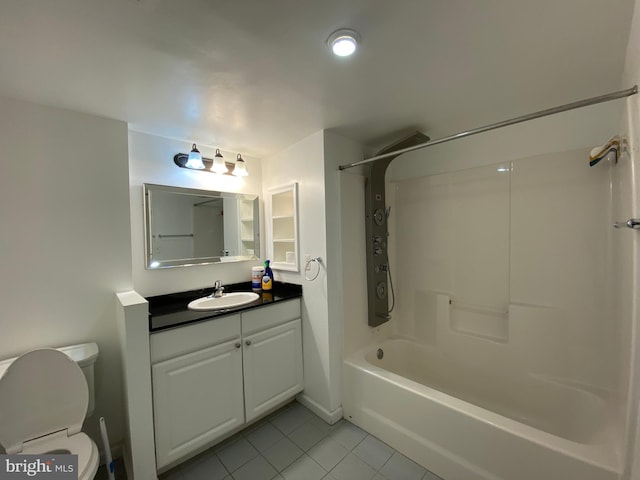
[296,393,343,424]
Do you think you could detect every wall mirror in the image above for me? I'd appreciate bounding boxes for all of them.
[143,184,260,269]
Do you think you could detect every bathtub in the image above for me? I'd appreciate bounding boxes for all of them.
[342,338,621,480]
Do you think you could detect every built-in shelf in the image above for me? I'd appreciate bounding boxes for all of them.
[238,198,257,256]
[267,183,299,272]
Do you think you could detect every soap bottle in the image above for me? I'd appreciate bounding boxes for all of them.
[262,260,274,291]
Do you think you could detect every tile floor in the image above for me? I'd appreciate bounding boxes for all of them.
[95,457,126,480]
[160,401,443,480]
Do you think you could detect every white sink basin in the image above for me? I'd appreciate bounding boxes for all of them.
[188,292,260,311]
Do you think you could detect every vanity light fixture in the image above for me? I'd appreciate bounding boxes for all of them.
[233,154,248,177]
[185,144,205,169]
[327,28,360,57]
[174,145,249,177]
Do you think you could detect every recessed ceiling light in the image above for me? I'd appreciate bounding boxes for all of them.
[327,29,360,57]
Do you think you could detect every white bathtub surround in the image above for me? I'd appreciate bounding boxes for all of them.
[343,338,619,480]
[340,146,626,479]
[390,150,620,418]
[391,152,615,367]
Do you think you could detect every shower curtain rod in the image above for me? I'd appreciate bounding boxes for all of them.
[338,85,638,170]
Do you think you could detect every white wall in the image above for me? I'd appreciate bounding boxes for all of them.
[323,132,366,410]
[152,193,196,260]
[261,130,363,420]
[262,131,333,417]
[0,96,132,449]
[128,131,264,297]
[116,291,156,480]
[193,200,224,258]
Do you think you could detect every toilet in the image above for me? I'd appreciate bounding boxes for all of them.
[0,343,100,480]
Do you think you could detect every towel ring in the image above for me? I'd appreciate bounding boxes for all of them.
[304,257,323,281]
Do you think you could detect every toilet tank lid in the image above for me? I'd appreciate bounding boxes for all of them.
[57,343,99,368]
[0,343,99,378]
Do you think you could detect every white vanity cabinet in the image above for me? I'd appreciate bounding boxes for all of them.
[150,315,244,469]
[242,300,304,422]
[150,299,303,470]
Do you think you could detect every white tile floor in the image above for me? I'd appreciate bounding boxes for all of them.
[160,401,443,480]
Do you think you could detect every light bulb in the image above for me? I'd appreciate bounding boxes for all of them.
[211,149,227,174]
[233,154,248,177]
[327,29,360,57]
[185,144,205,169]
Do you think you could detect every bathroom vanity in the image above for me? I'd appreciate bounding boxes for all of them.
[147,283,303,470]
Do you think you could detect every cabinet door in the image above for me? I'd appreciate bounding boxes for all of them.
[152,339,244,469]
[243,319,303,422]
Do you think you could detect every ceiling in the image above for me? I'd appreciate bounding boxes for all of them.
[0,0,634,158]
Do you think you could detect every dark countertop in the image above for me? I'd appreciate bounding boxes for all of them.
[147,281,303,332]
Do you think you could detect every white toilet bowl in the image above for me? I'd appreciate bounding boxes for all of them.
[0,348,100,480]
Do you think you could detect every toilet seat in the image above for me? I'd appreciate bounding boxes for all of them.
[21,431,99,480]
[0,349,99,480]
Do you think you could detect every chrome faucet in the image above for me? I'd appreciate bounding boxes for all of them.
[210,280,224,298]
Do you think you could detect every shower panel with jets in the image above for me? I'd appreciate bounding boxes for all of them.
[364,131,430,327]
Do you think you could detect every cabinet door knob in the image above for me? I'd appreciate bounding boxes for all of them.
[245,340,252,346]
[235,342,241,349]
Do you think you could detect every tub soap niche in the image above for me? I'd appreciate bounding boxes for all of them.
[449,298,509,342]
[413,291,509,343]
[414,291,563,346]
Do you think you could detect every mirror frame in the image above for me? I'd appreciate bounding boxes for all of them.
[143,183,260,269]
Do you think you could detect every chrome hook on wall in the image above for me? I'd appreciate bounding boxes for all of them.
[613,219,640,229]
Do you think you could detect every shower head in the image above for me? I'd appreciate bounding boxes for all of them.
[375,131,431,159]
